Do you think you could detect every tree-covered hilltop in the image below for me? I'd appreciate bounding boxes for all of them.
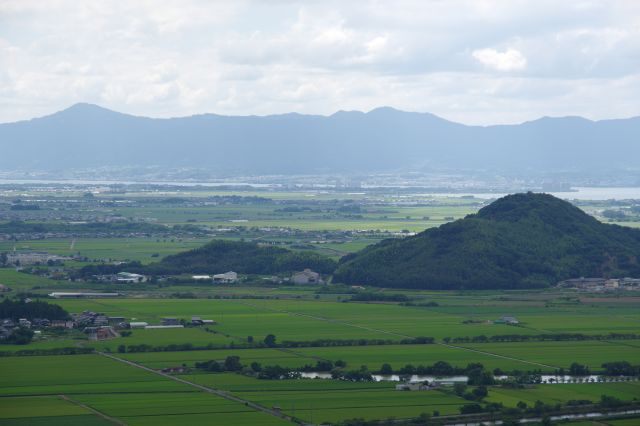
[140,239,337,276]
[0,299,70,321]
[333,193,640,290]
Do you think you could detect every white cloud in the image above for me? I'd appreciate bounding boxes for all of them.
[472,48,527,72]
[0,0,639,124]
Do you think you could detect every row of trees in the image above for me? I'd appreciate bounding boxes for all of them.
[443,332,639,343]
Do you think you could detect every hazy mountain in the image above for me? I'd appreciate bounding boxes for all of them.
[333,193,640,289]
[1,103,639,175]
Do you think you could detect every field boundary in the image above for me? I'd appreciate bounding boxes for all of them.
[58,394,126,425]
[237,300,561,370]
[97,351,301,424]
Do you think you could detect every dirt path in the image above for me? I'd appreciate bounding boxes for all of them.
[97,352,301,424]
[59,394,126,425]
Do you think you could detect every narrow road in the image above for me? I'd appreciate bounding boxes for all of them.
[238,300,558,369]
[59,394,126,425]
[97,352,301,424]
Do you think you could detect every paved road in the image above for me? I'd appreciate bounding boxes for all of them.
[98,351,301,425]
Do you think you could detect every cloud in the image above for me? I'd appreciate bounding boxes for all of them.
[0,0,639,124]
[472,48,527,72]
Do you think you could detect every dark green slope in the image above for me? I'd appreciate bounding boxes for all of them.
[142,239,336,276]
[333,193,640,289]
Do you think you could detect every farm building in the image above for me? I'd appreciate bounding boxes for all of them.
[116,272,147,283]
[162,317,180,326]
[83,326,119,340]
[6,251,69,266]
[291,269,323,285]
[213,271,238,283]
[145,325,184,329]
[191,316,215,325]
[192,275,211,280]
[129,322,148,329]
[49,292,121,298]
[50,320,74,329]
[495,316,519,324]
[395,381,431,391]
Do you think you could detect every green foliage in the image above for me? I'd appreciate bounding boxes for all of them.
[0,299,69,321]
[3,327,34,345]
[348,293,411,302]
[334,193,640,289]
[140,239,337,275]
[264,334,277,347]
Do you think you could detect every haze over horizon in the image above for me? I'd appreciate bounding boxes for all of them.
[1,1,639,125]
[3,102,640,127]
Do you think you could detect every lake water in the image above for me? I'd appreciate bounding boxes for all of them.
[412,187,640,201]
[0,178,276,188]
[1,179,640,200]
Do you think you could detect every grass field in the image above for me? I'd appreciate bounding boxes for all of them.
[457,341,640,369]
[486,381,640,407]
[2,290,639,425]
[29,297,636,369]
[0,355,290,426]
[0,237,210,264]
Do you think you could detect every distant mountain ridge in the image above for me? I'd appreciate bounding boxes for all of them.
[1,103,639,175]
[333,192,640,290]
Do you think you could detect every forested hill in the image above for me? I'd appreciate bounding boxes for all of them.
[139,239,337,276]
[1,103,639,175]
[333,193,640,290]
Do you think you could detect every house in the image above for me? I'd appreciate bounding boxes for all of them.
[49,292,121,298]
[191,316,215,325]
[6,251,69,266]
[116,272,147,283]
[161,366,189,374]
[605,279,620,289]
[495,316,519,325]
[0,326,11,340]
[93,315,109,326]
[0,284,10,292]
[18,318,31,328]
[192,275,211,281]
[291,269,323,285]
[395,381,431,391]
[50,320,74,329]
[84,326,119,340]
[108,316,126,326]
[161,317,180,326]
[32,318,50,327]
[213,271,238,283]
[145,325,184,329]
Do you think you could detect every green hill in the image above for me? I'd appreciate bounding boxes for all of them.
[142,239,337,276]
[333,193,640,290]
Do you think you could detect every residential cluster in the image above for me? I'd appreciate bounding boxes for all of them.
[558,277,640,292]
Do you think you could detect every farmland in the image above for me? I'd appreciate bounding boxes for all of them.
[1,183,640,425]
[1,293,638,425]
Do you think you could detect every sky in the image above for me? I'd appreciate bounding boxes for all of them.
[0,0,639,125]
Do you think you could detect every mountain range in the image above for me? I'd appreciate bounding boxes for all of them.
[333,192,640,289]
[1,103,639,175]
